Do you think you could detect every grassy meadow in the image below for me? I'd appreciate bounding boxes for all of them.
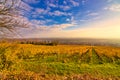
[0,43,120,80]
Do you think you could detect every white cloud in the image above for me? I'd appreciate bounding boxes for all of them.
[21,23,76,38]
[35,8,50,14]
[36,23,75,31]
[82,0,87,5]
[48,3,57,8]
[30,19,54,26]
[60,5,71,11]
[63,1,67,5]
[63,16,120,39]
[66,18,70,21]
[107,0,113,2]
[105,4,120,12]
[22,16,120,39]
[49,10,72,16]
[70,0,79,7]
[31,20,46,25]
[51,23,75,30]
[31,7,50,18]
[22,0,40,4]
[79,19,87,22]
[46,0,59,8]
[20,1,33,11]
[87,12,99,16]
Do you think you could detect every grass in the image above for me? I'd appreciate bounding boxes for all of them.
[0,43,120,79]
[15,61,120,76]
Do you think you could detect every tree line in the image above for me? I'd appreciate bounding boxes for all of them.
[20,40,59,46]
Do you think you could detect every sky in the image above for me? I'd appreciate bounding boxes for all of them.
[18,0,120,39]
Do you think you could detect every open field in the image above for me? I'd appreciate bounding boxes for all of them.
[0,43,120,80]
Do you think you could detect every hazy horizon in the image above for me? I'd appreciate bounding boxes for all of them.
[1,37,120,40]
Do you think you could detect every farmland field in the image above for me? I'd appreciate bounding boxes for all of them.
[0,43,120,80]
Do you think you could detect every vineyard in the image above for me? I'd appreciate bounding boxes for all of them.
[0,43,120,80]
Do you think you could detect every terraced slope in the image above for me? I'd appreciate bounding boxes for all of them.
[80,47,120,64]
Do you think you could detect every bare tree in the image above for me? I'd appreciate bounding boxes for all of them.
[0,0,29,37]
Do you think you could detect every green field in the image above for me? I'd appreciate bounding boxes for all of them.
[0,43,120,80]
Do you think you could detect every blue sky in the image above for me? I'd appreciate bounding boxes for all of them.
[19,0,120,39]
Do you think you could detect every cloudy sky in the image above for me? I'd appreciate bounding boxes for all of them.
[18,0,120,39]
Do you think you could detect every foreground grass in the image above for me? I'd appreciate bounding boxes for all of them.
[0,43,120,79]
[18,61,120,76]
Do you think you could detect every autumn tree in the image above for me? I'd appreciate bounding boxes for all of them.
[0,0,28,37]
